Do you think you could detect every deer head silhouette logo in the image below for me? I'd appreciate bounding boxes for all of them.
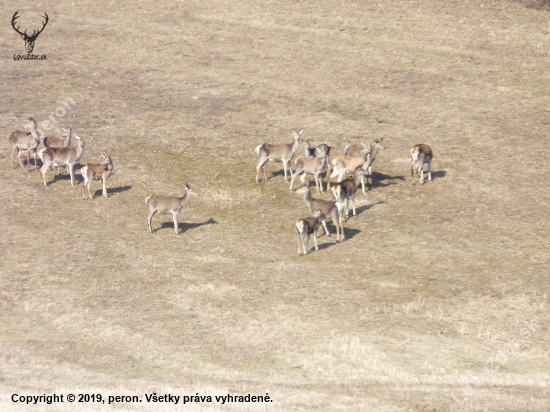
[11,11,49,54]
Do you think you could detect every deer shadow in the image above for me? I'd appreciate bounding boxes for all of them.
[95,185,132,198]
[160,217,218,233]
[348,200,387,218]
[431,170,446,180]
[316,225,361,243]
[370,172,406,187]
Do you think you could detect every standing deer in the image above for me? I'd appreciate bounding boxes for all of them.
[296,209,323,255]
[344,138,385,186]
[327,147,372,194]
[44,127,72,174]
[80,154,113,200]
[295,186,344,241]
[8,116,41,172]
[255,129,302,183]
[38,133,85,186]
[145,183,198,235]
[289,156,325,193]
[410,144,433,184]
[330,167,368,220]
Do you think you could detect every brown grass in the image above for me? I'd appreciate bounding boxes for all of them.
[1,0,550,410]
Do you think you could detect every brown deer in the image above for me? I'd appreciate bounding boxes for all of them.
[410,144,433,184]
[8,116,41,171]
[145,183,198,235]
[330,167,368,220]
[80,154,113,200]
[327,147,371,194]
[296,209,323,255]
[344,138,385,186]
[44,127,72,174]
[295,186,344,241]
[38,133,85,186]
[289,156,325,193]
[255,129,302,183]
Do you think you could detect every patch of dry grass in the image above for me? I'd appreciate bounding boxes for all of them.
[1,0,550,410]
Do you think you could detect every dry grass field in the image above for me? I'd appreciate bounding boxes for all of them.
[1,0,550,410]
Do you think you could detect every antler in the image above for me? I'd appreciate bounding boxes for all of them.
[28,13,49,40]
[11,11,25,37]
[11,11,48,40]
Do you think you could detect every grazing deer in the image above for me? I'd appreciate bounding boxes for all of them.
[410,144,433,184]
[289,156,325,193]
[330,167,368,220]
[38,133,85,186]
[44,127,72,174]
[296,209,323,255]
[145,183,198,235]
[344,138,385,186]
[296,186,344,241]
[80,154,113,200]
[255,129,302,183]
[327,147,371,194]
[8,116,41,172]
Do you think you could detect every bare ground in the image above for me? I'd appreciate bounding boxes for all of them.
[1,0,549,410]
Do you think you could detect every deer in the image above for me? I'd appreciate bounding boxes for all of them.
[330,166,369,221]
[296,209,324,255]
[145,183,198,235]
[43,127,72,174]
[289,156,325,193]
[255,129,302,183]
[11,11,49,54]
[295,186,344,241]
[327,147,372,195]
[38,132,85,186]
[8,116,41,172]
[302,139,332,166]
[80,154,113,200]
[344,138,385,186]
[410,144,433,184]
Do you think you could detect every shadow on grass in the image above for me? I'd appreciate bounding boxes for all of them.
[96,185,132,197]
[159,217,218,233]
[349,200,387,218]
[431,170,446,180]
[370,172,406,187]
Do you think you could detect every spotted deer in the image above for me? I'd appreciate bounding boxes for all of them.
[410,144,433,184]
[80,154,113,200]
[255,129,302,183]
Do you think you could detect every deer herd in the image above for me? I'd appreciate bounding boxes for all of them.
[7,118,433,250]
[255,129,433,255]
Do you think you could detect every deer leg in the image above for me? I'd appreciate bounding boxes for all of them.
[173,213,180,235]
[147,210,157,234]
[352,193,356,217]
[313,229,318,251]
[40,163,48,186]
[283,160,291,182]
[427,159,432,182]
[69,164,76,186]
[322,219,330,237]
[304,233,310,254]
[87,181,94,200]
[102,176,108,198]
[256,156,268,183]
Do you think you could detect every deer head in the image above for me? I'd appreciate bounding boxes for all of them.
[12,11,49,54]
